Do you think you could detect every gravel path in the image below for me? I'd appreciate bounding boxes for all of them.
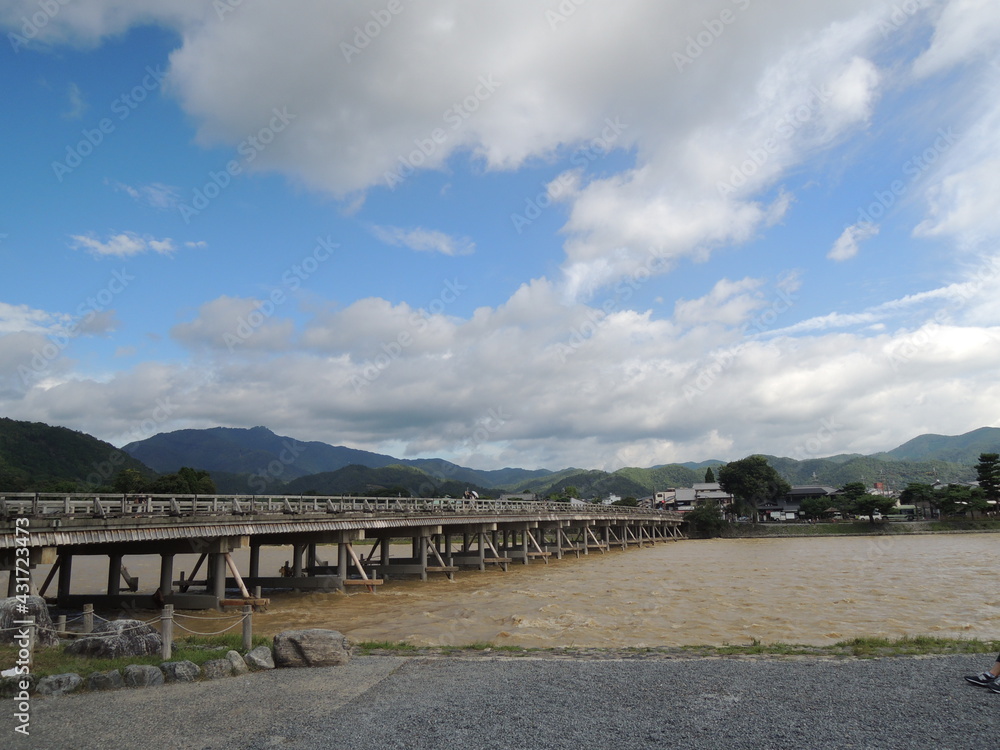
[9,653,1000,749]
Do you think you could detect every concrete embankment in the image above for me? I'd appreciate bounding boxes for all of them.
[11,652,1000,749]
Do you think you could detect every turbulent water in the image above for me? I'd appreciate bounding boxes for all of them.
[37,534,1000,647]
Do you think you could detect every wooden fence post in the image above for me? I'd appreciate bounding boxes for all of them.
[161,604,173,660]
[242,604,252,651]
[82,603,94,633]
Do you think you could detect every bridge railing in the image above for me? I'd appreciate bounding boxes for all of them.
[0,493,682,521]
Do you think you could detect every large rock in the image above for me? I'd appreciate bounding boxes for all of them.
[226,650,249,676]
[0,596,59,647]
[244,645,275,670]
[122,664,164,688]
[36,673,83,696]
[201,658,234,680]
[87,670,123,691]
[161,660,200,683]
[65,619,161,659]
[273,629,351,668]
[0,673,35,698]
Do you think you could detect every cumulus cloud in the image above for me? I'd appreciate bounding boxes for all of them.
[828,221,879,261]
[171,296,295,354]
[371,225,475,256]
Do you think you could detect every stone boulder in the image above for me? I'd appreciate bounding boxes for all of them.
[0,673,35,698]
[36,673,83,696]
[161,660,200,683]
[226,650,249,676]
[244,645,275,670]
[87,670,123,691]
[0,596,59,647]
[65,619,161,659]
[201,658,234,680]
[122,664,164,688]
[273,629,351,668]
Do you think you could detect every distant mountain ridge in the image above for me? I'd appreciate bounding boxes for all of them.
[3,418,998,497]
[0,417,153,491]
[123,426,550,491]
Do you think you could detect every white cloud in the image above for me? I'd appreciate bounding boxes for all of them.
[69,231,183,258]
[911,0,1000,79]
[371,225,475,256]
[110,180,181,210]
[828,221,879,261]
[171,296,294,353]
[62,82,85,119]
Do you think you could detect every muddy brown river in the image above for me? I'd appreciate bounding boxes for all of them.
[37,533,1000,647]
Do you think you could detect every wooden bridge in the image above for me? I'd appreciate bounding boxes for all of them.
[0,493,685,610]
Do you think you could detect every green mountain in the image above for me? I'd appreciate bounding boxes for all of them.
[6,420,999,497]
[876,426,1000,464]
[0,417,153,491]
[281,464,488,498]
[123,426,551,490]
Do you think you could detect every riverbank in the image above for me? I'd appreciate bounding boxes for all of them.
[720,518,1000,538]
[11,652,1000,749]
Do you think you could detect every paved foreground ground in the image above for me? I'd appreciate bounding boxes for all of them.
[8,653,1000,749]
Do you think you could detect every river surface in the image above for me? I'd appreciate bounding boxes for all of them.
[34,534,1000,647]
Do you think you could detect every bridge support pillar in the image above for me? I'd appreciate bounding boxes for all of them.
[249,543,262,597]
[158,554,173,599]
[57,553,73,600]
[107,553,122,596]
[209,552,226,605]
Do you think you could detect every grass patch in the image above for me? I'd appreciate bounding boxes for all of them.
[0,633,271,680]
[354,640,420,654]
[356,635,1000,660]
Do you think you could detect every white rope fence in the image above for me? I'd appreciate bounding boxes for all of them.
[4,603,258,662]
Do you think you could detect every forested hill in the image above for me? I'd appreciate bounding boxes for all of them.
[2,419,997,497]
[0,418,152,491]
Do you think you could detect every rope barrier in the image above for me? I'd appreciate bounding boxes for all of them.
[172,613,250,636]
[172,612,247,622]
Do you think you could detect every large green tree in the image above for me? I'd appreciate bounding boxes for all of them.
[704,467,715,483]
[975,453,1000,504]
[799,496,835,520]
[852,493,897,522]
[717,455,791,519]
[685,503,727,538]
[899,482,935,513]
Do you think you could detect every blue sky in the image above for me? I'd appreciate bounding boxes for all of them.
[2,0,999,472]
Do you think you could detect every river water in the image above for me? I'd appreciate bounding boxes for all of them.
[35,534,1000,647]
